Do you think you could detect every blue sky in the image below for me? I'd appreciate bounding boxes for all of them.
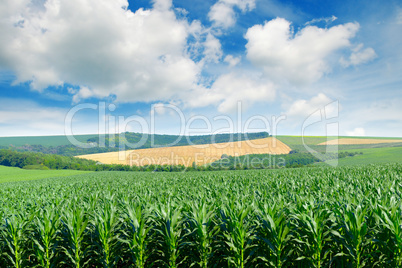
[0,0,401,137]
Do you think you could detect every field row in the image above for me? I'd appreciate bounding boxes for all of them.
[1,164,401,267]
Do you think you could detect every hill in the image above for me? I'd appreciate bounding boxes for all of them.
[319,138,402,145]
[0,134,98,147]
[276,135,402,166]
[0,132,270,156]
[76,137,291,166]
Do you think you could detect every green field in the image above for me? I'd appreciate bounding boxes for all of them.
[321,146,402,166]
[276,135,402,167]
[276,135,339,153]
[1,164,402,267]
[0,165,92,183]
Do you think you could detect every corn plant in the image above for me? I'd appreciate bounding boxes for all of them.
[119,202,152,268]
[0,209,4,261]
[255,201,293,268]
[292,202,334,267]
[60,204,90,268]
[375,197,402,266]
[333,204,372,267]
[0,212,32,268]
[185,199,217,268]
[92,197,121,268]
[151,201,184,268]
[219,200,256,268]
[31,205,60,268]
[0,163,401,266]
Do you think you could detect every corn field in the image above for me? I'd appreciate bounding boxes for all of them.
[0,163,401,267]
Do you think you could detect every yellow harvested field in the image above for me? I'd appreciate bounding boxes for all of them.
[76,137,292,166]
[319,138,402,145]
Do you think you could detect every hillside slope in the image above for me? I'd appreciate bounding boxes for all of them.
[76,137,291,166]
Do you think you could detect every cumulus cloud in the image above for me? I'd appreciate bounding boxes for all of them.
[152,103,167,115]
[0,0,200,103]
[285,93,333,118]
[224,55,241,67]
[340,44,377,67]
[208,0,256,29]
[72,87,95,103]
[185,72,275,113]
[245,18,360,85]
[346,127,365,136]
[203,33,223,63]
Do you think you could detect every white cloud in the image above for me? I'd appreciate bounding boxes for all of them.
[346,127,365,136]
[305,15,337,26]
[245,18,360,85]
[153,0,173,11]
[152,103,167,115]
[285,93,333,118]
[185,72,275,113]
[0,98,68,136]
[0,0,200,103]
[72,87,95,103]
[208,2,236,29]
[203,33,223,63]
[340,44,377,67]
[222,0,256,11]
[208,0,256,29]
[224,55,241,67]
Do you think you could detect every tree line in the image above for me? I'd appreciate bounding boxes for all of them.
[0,149,361,173]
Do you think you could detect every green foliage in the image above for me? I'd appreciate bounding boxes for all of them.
[0,149,97,170]
[60,203,91,268]
[92,196,121,267]
[23,164,49,170]
[32,205,60,268]
[0,148,360,174]
[0,213,33,268]
[119,201,152,268]
[255,201,294,267]
[0,164,401,266]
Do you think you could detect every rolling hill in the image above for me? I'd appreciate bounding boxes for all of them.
[76,137,292,166]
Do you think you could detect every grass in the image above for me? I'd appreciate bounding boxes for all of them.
[0,165,92,183]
